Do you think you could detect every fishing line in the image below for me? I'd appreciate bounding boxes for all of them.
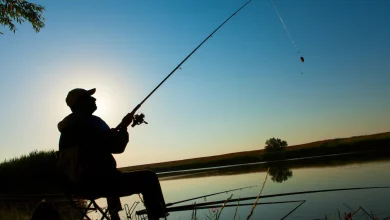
[116,0,253,130]
[270,0,305,74]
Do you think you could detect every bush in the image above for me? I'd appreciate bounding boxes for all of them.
[0,150,61,194]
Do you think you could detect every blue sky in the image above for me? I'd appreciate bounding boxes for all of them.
[1,0,389,167]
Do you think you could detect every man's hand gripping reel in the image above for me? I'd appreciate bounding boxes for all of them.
[115,104,147,131]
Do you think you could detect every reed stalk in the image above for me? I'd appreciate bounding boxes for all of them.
[246,167,269,220]
[233,197,240,220]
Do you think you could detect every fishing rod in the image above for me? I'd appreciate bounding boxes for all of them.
[166,185,258,207]
[136,200,306,215]
[115,0,253,131]
[160,186,389,212]
[135,186,388,216]
[281,200,306,220]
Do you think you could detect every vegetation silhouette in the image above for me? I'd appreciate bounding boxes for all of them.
[0,199,85,220]
[0,0,45,34]
[0,150,61,194]
[265,137,288,152]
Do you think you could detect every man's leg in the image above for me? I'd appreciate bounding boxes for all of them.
[81,173,123,220]
[116,170,167,219]
[106,197,122,220]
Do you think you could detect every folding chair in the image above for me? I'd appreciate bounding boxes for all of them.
[55,152,125,220]
[61,176,128,220]
[65,193,110,220]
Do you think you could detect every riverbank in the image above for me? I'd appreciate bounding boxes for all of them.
[119,132,390,173]
[0,131,389,195]
[157,149,390,181]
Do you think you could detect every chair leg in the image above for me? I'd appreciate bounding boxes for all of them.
[66,196,116,220]
[91,200,110,220]
[99,209,110,220]
[78,200,93,220]
[67,198,108,220]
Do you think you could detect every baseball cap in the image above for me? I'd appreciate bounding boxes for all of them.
[66,88,96,107]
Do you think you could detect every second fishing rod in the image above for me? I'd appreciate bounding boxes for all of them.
[115,0,253,131]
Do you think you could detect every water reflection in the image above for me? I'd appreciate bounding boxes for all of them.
[268,166,293,183]
[159,150,390,181]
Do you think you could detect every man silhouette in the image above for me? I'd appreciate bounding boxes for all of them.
[57,88,167,220]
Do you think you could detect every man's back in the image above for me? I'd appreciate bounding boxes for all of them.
[57,112,122,183]
[56,88,167,220]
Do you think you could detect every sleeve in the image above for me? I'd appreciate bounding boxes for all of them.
[91,116,129,153]
[105,128,129,154]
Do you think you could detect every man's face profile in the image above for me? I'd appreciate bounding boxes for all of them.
[73,95,97,114]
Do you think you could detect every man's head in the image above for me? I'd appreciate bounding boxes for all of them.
[66,88,97,114]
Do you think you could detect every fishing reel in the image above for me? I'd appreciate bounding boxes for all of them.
[131,113,148,127]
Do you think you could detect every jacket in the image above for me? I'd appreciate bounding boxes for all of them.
[57,113,129,183]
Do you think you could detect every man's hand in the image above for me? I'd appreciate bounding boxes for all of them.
[119,113,134,130]
[115,104,141,131]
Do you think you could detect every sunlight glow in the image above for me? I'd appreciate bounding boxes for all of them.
[41,59,142,127]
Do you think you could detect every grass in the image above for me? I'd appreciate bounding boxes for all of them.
[0,150,88,219]
[0,150,62,195]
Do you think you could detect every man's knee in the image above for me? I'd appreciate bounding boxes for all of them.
[141,169,158,181]
[121,169,159,184]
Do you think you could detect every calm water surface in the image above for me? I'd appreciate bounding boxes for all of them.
[91,160,390,220]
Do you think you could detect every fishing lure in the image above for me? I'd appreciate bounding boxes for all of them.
[271,0,305,73]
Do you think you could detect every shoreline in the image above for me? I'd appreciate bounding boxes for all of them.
[157,149,390,180]
[119,132,390,174]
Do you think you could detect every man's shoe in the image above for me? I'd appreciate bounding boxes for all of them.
[109,211,120,220]
[145,202,169,219]
[157,202,169,218]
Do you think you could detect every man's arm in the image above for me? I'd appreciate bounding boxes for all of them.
[107,111,135,153]
[106,127,129,154]
[91,115,130,154]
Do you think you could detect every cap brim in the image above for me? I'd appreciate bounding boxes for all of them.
[87,88,96,95]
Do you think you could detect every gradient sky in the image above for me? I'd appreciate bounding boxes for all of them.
[1,0,389,167]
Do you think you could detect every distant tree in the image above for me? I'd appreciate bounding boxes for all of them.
[265,137,288,151]
[0,0,45,34]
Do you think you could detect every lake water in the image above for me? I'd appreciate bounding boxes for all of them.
[90,160,390,220]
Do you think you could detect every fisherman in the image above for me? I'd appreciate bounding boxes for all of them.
[57,88,167,220]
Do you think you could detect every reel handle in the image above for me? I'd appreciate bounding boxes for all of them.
[131,113,148,127]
